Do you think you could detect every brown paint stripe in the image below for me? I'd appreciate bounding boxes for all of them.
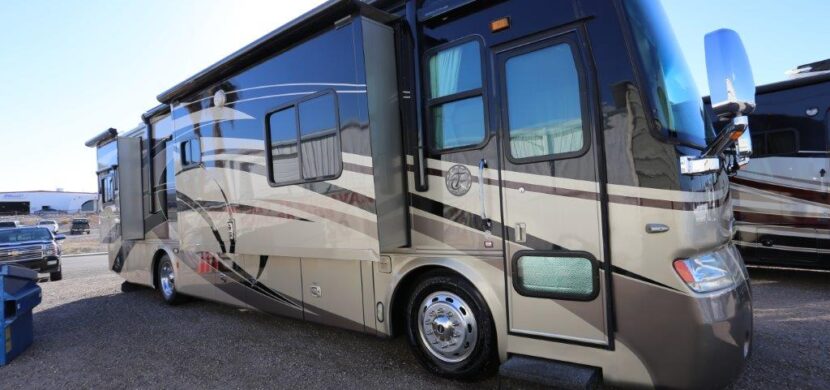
[408,164,728,210]
[264,199,379,240]
[732,176,829,205]
[734,210,830,229]
[343,162,373,175]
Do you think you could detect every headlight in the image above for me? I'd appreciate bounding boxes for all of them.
[673,247,745,293]
[43,243,57,256]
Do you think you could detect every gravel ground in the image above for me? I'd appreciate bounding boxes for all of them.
[0,256,827,389]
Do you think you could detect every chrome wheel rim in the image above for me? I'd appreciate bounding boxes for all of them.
[159,260,175,298]
[417,291,478,363]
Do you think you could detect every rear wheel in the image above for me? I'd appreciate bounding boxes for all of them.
[156,254,185,305]
[49,271,62,281]
[405,271,497,380]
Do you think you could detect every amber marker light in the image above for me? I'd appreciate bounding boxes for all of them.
[490,17,510,32]
[729,128,746,141]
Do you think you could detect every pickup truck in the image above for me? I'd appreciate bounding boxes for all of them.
[0,226,64,281]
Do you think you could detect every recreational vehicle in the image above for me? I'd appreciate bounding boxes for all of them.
[706,63,830,270]
[86,0,757,387]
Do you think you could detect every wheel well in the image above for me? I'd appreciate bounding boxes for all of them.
[151,250,168,289]
[389,265,465,338]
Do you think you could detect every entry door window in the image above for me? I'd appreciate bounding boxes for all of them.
[427,39,487,151]
[504,42,586,161]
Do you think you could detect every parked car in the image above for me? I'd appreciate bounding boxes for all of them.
[0,226,64,281]
[0,221,21,229]
[70,218,91,235]
[37,220,59,234]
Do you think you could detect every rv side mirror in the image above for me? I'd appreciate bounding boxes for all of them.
[705,29,755,119]
[681,29,756,175]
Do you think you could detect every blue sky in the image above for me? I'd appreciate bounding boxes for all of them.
[0,0,827,193]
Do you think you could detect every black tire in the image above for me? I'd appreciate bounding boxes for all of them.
[405,271,498,380]
[156,254,186,305]
[49,271,62,282]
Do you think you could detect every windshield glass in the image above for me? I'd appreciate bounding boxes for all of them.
[0,228,52,243]
[39,221,54,225]
[622,0,713,147]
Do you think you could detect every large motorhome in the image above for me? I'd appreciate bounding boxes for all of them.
[706,65,830,270]
[86,0,757,387]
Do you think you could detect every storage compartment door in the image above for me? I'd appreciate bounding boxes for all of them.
[117,137,145,240]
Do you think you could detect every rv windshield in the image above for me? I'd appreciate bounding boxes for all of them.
[622,0,713,147]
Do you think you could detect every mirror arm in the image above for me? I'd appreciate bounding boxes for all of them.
[701,116,748,158]
[679,116,749,176]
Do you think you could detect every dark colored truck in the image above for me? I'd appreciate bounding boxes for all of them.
[70,218,91,235]
[0,227,64,281]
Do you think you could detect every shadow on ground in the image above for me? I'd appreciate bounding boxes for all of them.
[2,286,494,389]
[0,266,827,389]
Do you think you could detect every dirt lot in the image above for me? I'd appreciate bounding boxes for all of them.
[0,255,827,389]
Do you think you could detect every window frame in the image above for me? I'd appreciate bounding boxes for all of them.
[263,89,343,187]
[423,35,491,155]
[180,136,202,168]
[498,34,592,164]
[511,250,600,302]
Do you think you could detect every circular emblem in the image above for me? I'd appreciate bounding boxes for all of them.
[445,164,472,196]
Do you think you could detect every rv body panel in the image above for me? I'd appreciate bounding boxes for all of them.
[88,0,753,388]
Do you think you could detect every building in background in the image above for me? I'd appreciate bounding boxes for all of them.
[0,190,96,215]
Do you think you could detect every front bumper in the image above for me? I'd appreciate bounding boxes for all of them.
[613,245,753,389]
[0,256,61,274]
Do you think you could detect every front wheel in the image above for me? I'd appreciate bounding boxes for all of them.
[49,271,62,281]
[156,254,185,305]
[405,271,497,380]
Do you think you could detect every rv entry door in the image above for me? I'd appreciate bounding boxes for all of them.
[495,32,610,347]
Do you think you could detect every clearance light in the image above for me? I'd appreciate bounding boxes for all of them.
[490,17,510,33]
[673,249,744,293]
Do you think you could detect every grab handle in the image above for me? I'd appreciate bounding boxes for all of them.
[478,159,493,233]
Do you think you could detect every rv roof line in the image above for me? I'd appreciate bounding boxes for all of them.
[84,127,118,148]
[155,0,398,104]
[142,104,170,120]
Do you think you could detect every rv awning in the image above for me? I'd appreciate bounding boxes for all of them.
[84,128,118,148]
[156,0,397,104]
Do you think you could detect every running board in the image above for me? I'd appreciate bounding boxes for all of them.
[499,355,601,389]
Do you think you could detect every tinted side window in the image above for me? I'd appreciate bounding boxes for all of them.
[181,138,201,166]
[427,39,486,151]
[268,107,300,184]
[266,91,341,186]
[751,128,798,157]
[298,93,340,180]
[766,129,797,155]
[504,43,585,160]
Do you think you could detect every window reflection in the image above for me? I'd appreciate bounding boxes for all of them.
[505,43,584,159]
[299,94,339,179]
[269,107,300,184]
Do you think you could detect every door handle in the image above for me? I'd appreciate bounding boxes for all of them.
[478,159,493,233]
[515,223,527,243]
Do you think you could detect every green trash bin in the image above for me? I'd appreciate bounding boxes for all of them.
[0,265,42,366]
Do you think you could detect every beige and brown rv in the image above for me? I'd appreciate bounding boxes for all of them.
[86,0,758,387]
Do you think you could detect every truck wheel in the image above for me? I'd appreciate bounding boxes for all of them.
[156,254,185,305]
[405,271,497,380]
[49,271,62,281]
